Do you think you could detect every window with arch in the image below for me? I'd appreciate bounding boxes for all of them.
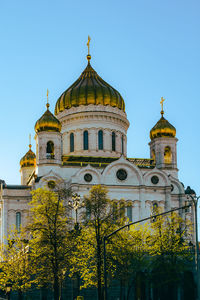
[86,203,91,220]
[16,212,21,232]
[112,201,118,222]
[70,133,74,152]
[151,202,158,222]
[112,132,116,151]
[46,141,54,159]
[120,201,125,218]
[121,135,124,155]
[164,146,172,164]
[127,204,133,222]
[152,202,158,210]
[98,130,103,150]
[83,130,89,150]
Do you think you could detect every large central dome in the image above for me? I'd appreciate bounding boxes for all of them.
[55,59,125,115]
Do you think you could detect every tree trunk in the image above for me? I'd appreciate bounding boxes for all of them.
[41,286,48,300]
[120,279,125,300]
[126,279,134,300]
[96,218,103,300]
[97,237,102,300]
[54,274,60,300]
[17,289,23,300]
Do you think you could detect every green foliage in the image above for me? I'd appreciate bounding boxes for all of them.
[0,228,32,293]
[107,224,150,282]
[106,224,151,300]
[69,227,98,288]
[148,210,193,291]
[70,185,124,299]
[70,186,193,300]
[149,210,191,255]
[0,185,193,300]
[27,188,72,298]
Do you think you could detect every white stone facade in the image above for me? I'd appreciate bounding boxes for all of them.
[0,65,193,245]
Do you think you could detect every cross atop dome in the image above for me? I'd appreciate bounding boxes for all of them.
[160,97,165,116]
[29,134,32,149]
[150,97,176,140]
[46,89,50,109]
[55,40,125,114]
[87,35,91,62]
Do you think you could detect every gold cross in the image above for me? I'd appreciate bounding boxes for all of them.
[46,89,50,109]
[87,36,91,55]
[47,89,49,104]
[160,97,165,112]
[29,134,31,149]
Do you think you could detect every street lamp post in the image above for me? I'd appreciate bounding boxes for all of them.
[185,186,200,300]
[68,193,81,228]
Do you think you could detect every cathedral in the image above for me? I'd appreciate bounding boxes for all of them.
[0,43,192,244]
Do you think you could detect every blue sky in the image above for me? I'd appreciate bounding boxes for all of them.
[0,0,199,199]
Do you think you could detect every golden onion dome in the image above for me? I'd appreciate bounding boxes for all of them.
[35,103,61,133]
[20,144,36,168]
[150,111,176,140]
[55,56,125,115]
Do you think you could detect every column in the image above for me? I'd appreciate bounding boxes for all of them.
[165,188,171,211]
[89,128,97,152]
[139,188,145,219]
[75,130,82,153]
[104,129,111,152]
[2,198,8,244]
[116,132,121,154]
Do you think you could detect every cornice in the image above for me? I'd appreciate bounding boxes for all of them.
[59,108,129,130]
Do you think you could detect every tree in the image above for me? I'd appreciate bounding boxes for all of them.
[27,187,72,300]
[107,225,150,300]
[70,185,124,300]
[148,210,193,300]
[0,228,32,300]
[104,209,193,300]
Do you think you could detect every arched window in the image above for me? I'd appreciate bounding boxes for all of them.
[112,132,116,151]
[83,130,89,150]
[127,204,133,222]
[153,202,158,210]
[121,135,124,154]
[112,201,118,221]
[151,202,158,222]
[86,202,91,220]
[120,201,125,218]
[98,130,103,150]
[70,133,74,152]
[164,146,172,164]
[16,212,21,232]
[46,141,54,159]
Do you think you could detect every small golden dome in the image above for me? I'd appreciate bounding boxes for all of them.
[150,113,176,140]
[35,104,61,133]
[20,145,36,168]
[55,61,125,115]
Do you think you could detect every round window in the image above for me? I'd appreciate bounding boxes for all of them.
[116,169,127,181]
[48,180,56,189]
[151,176,159,184]
[84,173,92,182]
